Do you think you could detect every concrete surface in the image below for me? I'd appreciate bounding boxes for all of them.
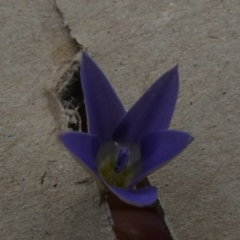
[1,0,240,239]
[0,1,114,239]
[57,0,240,239]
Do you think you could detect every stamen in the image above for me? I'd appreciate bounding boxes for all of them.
[114,147,130,173]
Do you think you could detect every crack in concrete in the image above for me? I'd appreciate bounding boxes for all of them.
[53,2,176,239]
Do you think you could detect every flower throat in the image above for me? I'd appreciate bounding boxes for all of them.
[97,142,141,188]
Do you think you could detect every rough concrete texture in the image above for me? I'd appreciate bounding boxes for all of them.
[0,1,115,239]
[55,0,240,239]
[1,0,240,239]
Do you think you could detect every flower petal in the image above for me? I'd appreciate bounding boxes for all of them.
[60,132,103,186]
[81,52,126,141]
[113,66,179,143]
[105,183,158,207]
[130,130,193,187]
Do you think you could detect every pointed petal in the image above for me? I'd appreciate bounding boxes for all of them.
[81,52,126,141]
[105,183,158,207]
[130,130,193,187]
[60,132,102,185]
[113,66,179,143]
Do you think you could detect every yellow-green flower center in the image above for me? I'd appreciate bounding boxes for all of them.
[97,142,141,188]
[98,155,134,188]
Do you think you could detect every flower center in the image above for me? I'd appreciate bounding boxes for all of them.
[114,147,130,173]
[97,142,141,188]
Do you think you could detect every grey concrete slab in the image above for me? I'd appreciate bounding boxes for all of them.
[56,0,240,239]
[0,1,114,239]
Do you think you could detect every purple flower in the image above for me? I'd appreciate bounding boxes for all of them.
[60,52,193,207]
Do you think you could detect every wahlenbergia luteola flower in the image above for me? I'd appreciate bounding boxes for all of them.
[60,52,193,207]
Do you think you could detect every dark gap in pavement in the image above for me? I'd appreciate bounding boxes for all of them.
[57,61,88,132]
